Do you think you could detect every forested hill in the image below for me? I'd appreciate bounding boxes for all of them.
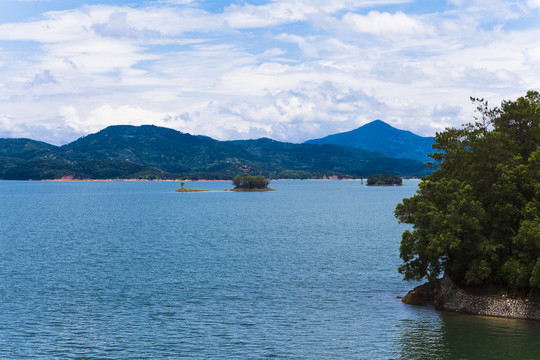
[0,124,431,180]
[305,120,434,162]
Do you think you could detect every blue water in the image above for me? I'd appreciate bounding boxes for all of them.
[1,180,540,359]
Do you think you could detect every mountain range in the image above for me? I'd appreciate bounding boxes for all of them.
[0,121,435,180]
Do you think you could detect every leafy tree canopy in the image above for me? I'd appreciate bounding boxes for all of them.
[367,173,403,186]
[232,173,270,189]
[395,91,540,297]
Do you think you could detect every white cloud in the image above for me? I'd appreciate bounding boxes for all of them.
[342,11,431,36]
[0,5,219,44]
[447,0,532,21]
[371,61,426,84]
[523,45,540,67]
[28,69,58,87]
[223,3,307,28]
[222,0,415,29]
[0,115,18,133]
[87,105,170,129]
[276,33,320,58]
[0,0,539,145]
[158,0,198,4]
[0,8,95,43]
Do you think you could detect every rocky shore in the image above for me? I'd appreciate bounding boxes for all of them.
[402,276,540,320]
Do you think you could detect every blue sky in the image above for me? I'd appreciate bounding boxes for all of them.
[1,0,539,145]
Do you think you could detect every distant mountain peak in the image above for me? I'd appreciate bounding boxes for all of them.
[357,120,418,134]
[364,119,389,127]
[305,120,434,162]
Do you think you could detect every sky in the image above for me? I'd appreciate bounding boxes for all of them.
[0,0,539,145]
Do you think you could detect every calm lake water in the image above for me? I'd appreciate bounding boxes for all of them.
[1,180,540,359]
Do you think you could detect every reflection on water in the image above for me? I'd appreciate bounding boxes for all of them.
[395,306,450,359]
[397,306,540,359]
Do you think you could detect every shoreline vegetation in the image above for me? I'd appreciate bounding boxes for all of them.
[396,91,540,320]
[366,173,403,186]
[229,173,274,191]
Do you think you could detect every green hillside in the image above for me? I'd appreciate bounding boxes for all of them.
[0,125,431,180]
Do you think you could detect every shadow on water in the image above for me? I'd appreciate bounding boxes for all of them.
[396,306,540,359]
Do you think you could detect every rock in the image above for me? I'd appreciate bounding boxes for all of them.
[403,275,540,320]
[401,281,438,306]
[434,275,540,320]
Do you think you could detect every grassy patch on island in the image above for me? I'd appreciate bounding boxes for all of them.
[175,188,208,192]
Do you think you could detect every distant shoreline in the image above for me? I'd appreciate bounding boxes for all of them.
[1,178,422,182]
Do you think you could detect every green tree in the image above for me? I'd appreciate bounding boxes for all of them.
[232,173,270,189]
[367,173,402,186]
[395,91,540,296]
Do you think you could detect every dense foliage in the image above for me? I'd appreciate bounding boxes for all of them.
[232,173,270,189]
[367,173,403,186]
[0,125,431,180]
[395,91,540,297]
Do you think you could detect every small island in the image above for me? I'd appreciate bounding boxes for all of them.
[228,173,275,191]
[366,173,403,186]
[175,182,208,192]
